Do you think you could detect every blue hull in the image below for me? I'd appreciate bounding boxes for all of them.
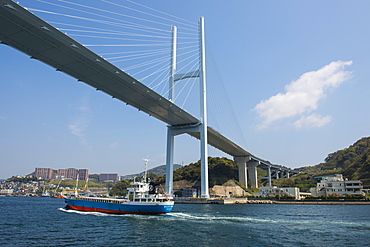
[65,198,174,215]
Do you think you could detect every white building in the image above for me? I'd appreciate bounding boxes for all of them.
[0,189,13,196]
[310,174,363,197]
[255,186,300,200]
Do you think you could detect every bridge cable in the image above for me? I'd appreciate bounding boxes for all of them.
[126,0,196,26]
[37,0,176,32]
[139,61,171,83]
[101,0,197,30]
[161,54,199,102]
[130,57,169,77]
[28,1,202,116]
[27,8,172,36]
[207,45,248,148]
[99,47,170,56]
[107,50,169,62]
[58,27,170,39]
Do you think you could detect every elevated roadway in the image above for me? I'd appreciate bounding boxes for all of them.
[0,0,297,187]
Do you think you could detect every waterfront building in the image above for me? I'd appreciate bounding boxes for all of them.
[0,189,14,196]
[310,174,363,197]
[182,187,197,197]
[255,186,301,200]
[99,173,120,182]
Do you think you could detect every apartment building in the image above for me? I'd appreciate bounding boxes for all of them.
[99,173,120,182]
[35,168,89,180]
[34,168,54,180]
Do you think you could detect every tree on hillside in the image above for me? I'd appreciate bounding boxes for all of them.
[109,180,131,196]
[170,157,239,186]
[295,137,370,188]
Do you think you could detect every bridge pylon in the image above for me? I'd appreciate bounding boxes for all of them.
[165,17,209,198]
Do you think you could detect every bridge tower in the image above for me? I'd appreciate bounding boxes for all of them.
[165,17,209,198]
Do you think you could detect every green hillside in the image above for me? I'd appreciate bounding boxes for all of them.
[281,137,370,189]
[173,157,239,186]
[152,157,265,189]
[111,137,370,195]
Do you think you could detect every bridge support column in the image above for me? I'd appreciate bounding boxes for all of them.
[165,17,209,198]
[247,161,259,188]
[199,122,209,198]
[198,17,209,198]
[276,169,280,179]
[165,127,175,195]
[267,165,272,187]
[165,25,177,196]
[234,157,249,188]
[165,124,206,196]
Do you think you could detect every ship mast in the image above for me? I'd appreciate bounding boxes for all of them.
[143,159,149,182]
[74,174,79,197]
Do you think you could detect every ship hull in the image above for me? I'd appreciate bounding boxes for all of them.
[65,198,174,215]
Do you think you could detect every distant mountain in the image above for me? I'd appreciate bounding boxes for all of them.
[148,164,182,176]
[121,164,182,179]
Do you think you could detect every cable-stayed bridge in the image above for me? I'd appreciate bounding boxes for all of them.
[0,0,297,197]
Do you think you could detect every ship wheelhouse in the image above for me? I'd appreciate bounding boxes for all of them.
[126,177,172,203]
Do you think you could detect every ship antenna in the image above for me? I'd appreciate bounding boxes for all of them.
[143,158,150,182]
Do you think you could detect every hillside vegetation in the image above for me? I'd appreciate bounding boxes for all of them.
[279,137,370,189]
[110,137,370,195]
[110,157,242,196]
[174,157,239,186]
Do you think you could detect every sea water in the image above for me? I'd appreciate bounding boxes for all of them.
[0,197,369,246]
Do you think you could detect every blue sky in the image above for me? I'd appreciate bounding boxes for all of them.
[1,0,369,179]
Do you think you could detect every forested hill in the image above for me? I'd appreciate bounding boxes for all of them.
[293,137,370,187]
[173,157,239,187]
[110,138,370,196]
[110,157,241,196]
[151,157,240,188]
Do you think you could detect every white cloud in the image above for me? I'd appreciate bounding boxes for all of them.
[294,114,332,129]
[254,60,353,129]
[109,142,119,149]
[68,93,92,149]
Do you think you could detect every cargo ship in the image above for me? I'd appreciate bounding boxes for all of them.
[64,161,174,215]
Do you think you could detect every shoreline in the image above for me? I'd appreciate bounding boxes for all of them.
[174,198,370,205]
[2,196,369,205]
[273,200,370,205]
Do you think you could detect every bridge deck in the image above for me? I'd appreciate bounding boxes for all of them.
[0,0,295,173]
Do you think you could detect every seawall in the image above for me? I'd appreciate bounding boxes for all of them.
[174,198,370,205]
[274,200,370,205]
